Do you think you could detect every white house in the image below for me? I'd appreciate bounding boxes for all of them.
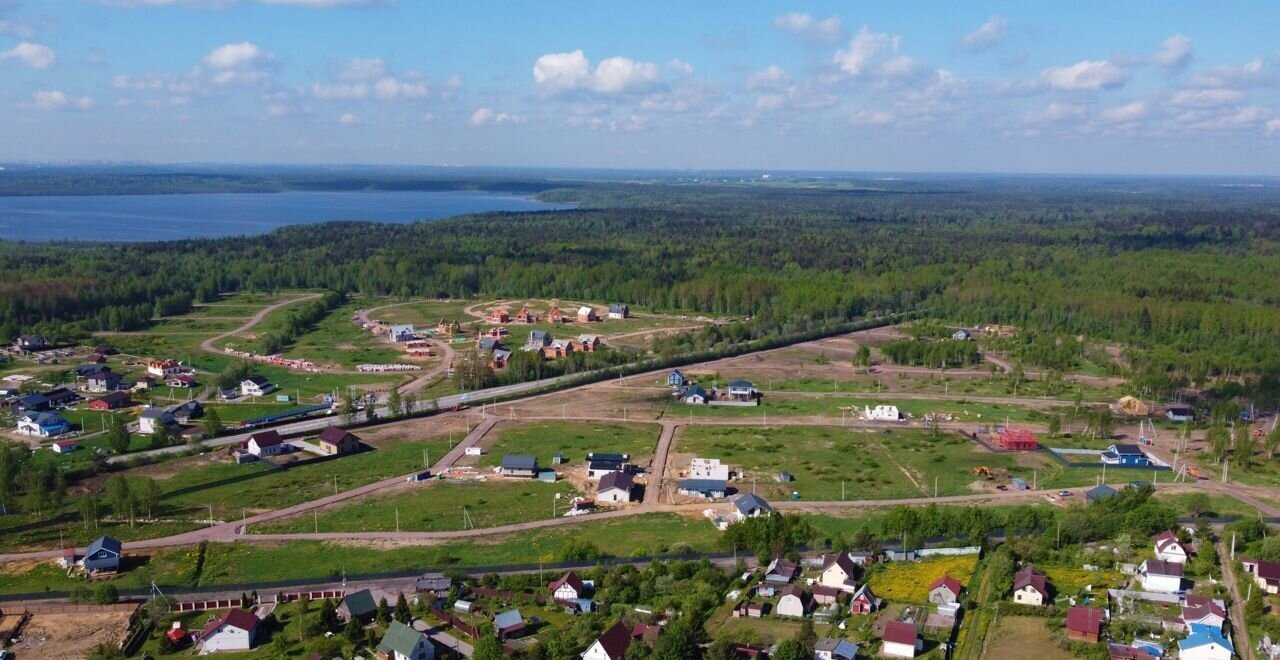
[881,621,921,658]
[16,411,71,438]
[246,430,288,457]
[776,585,808,618]
[818,552,860,593]
[198,609,260,653]
[607,303,629,320]
[597,471,634,504]
[1139,559,1184,593]
[689,457,730,481]
[1154,530,1190,564]
[376,620,435,660]
[1181,595,1227,631]
[581,621,631,660]
[813,639,859,660]
[864,405,902,421]
[929,575,962,605]
[1012,566,1049,606]
[389,324,416,343]
[138,407,175,435]
[239,376,275,397]
[550,571,586,602]
[146,360,183,378]
[730,493,773,521]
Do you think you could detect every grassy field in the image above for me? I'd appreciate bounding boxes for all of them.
[178,304,262,319]
[476,420,661,467]
[250,478,582,534]
[373,300,475,327]
[673,425,1089,500]
[1156,492,1262,517]
[206,512,719,586]
[283,300,407,369]
[145,318,247,334]
[203,402,307,423]
[982,616,1073,660]
[656,392,1055,424]
[866,554,979,603]
[0,428,459,552]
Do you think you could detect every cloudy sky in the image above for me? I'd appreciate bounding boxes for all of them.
[3,0,1280,174]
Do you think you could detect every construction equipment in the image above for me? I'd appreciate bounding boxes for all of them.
[972,466,994,480]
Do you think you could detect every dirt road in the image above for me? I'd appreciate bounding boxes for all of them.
[1217,537,1255,660]
[199,293,322,355]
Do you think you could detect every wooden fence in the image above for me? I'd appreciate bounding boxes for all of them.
[429,607,479,639]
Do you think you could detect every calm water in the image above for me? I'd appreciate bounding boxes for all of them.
[0,191,574,242]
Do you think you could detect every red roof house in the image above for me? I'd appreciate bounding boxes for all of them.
[1067,606,1105,642]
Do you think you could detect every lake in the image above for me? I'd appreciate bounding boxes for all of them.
[0,190,574,242]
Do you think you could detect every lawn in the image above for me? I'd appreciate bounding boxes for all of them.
[241,364,409,402]
[203,402,307,424]
[982,616,1073,660]
[250,478,582,534]
[1157,492,1262,517]
[476,420,661,468]
[145,318,247,334]
[178,304,263,319]
[866,555,979,603]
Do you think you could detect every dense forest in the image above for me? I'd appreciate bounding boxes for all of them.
[3,177,1280,404]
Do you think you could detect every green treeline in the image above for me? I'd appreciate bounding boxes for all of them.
[2,182,1280,402]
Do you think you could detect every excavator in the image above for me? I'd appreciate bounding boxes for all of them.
[972,466,995,480]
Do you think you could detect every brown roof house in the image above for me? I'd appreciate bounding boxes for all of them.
[1067,606,1105,642]
[317,427,361,455]
[1012,565,1050,606]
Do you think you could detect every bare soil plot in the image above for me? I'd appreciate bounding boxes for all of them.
[981,615,1073,660]
[9,612,133,660]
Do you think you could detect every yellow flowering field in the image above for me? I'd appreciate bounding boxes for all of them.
[868,555,979,603]
[1042,566,1125,592]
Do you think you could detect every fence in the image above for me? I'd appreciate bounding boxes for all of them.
[0,601,140,615]
[429,607,479,639]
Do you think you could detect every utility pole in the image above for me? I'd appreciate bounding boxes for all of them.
[207,504,213,527]
[314,509,318,533]
[395,507,400,533]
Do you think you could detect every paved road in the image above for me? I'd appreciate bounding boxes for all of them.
[1217,537,1256,660]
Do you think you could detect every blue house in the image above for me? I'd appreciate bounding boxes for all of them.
[1100,444,1152,467]
[83,535,122,573]
[667,369,686,388]
[1178,628,1232,658]
[677,478,728,499]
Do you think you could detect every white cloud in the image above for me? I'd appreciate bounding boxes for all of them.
[961,15,1008,52]
[667,58,694,77]
[338,57,387,81]
[773,12,845,46]
[879,55,928,81]
[469,107,523,126]
[745,65,790,92]
[373,77,427,100]
[1190,59,1268,88]
[0,18,36,40]
[1025,101,1087,125]
[338,112,358,125]
[28,90,93,111]
[568,114,650,132]
[1170,88,1244,109]
[849,110,894,126]
[266,103,290,116]
[533,50,660,96]
[211,69,271,87]
[1267,119,1280,137]
[1040,59,1129,91]
[833,26,894,77]
[1151,34,1191,70]
[591,56,660,94]
[1178,105,1272,132]
[1,42,56,69]
[1098,100,1149,124]
[202,42,266,69]
[312,82,367,100]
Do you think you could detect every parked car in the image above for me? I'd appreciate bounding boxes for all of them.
[1058,490,1073,497]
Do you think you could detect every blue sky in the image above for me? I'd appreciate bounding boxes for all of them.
[2,1,1279,174]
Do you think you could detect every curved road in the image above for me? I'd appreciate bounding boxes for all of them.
[199,293,322,355]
